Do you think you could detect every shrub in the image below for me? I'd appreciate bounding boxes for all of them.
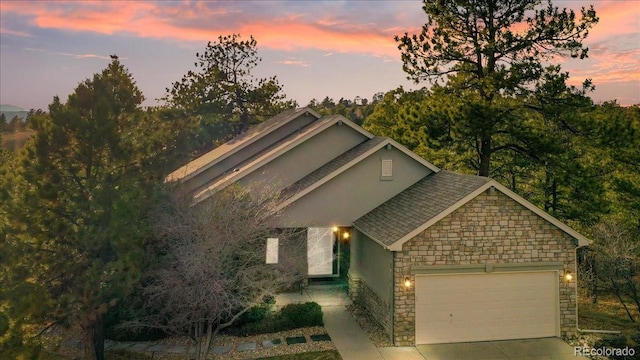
[227,302,323,336]
[235,295,276,326]
[280,302,323,328]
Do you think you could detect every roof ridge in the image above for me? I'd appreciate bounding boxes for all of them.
[166,107,320,183]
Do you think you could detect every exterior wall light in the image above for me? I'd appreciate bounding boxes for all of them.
[342,231,350,240]
[564,272,574,282]
[332,226,338,233]
[404,276,412,288]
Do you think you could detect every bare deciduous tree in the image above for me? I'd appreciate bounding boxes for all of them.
[588,221,640,322]
[136,185,305,359]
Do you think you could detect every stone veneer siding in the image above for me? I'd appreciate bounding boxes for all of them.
[393,192,578,346]
[348,274,394,339]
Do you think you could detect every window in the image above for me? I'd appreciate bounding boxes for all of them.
[266,238,279,264]
[381,159,393,178]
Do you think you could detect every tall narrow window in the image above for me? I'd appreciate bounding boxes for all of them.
[381,159,393,178]
[266,238,279,264]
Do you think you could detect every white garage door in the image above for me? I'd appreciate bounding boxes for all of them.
[415,271,558,344]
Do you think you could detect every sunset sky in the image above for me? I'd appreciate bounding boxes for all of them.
[1,0,638,111]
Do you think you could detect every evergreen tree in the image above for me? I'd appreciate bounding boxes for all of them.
[1,57,162,360]
[165,34,296,150]
[396,0,598,176]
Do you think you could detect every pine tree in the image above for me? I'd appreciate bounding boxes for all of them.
[3,57,159,360]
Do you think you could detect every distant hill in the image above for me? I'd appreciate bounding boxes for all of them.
[0,104,29,122]
[0,104,25,112]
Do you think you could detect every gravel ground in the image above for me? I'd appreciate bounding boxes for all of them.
[346,303,393,348]
[45,325,335,359]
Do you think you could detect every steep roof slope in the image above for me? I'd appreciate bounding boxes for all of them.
[354,171,491,247]
[191,114,373,202]
[166,107,320,183]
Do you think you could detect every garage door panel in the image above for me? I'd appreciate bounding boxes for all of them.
[415,272,558,344]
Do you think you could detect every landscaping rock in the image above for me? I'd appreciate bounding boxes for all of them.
[310,334,331,342]
[129,342,153,351]
[237,342,256,352]
[262,339,282,348]
[146,344,167,352]
[285,336,307,345]
[212,345,232,354]
[166,345,188,353]
[110,342,133,350]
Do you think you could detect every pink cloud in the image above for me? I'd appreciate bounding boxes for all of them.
[0,27,31,37]
[24,47,114,60]
[1,0,637,79]
[276,58,310,67]
[0,1,401,57]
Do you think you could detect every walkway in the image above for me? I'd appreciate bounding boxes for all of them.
[275,284,424,360]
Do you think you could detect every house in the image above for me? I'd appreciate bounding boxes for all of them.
[166,107,588,346]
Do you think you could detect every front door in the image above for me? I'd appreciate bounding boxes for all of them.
[306,227,336,276]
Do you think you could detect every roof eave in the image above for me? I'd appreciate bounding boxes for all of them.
[385,138,440,173]
[387,181,492,251]
[166,107,322,184]
[352,224,391,250]
[192,114,373,204]
[275,138,433,212]
[386,179,591,251]
[489,181,592,247]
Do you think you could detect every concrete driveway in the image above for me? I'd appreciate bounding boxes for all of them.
[416,338,588,360]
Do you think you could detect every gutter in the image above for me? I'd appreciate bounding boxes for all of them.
[573,247,621,335]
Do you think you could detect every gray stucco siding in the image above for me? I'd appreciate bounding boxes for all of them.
[356,231,393,301]
[237,123,369,192]
[277,147,430,227]
[349,229,394,337]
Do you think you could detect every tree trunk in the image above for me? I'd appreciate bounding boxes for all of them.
[82,313,105,360]
[611,280,635,322]
[235,88,249,134]
[478,135,491,177]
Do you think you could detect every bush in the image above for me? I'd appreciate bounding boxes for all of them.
[228,302,323,336]
[280,302,323,328]
[235,295,276,327]
[239,306,269,325]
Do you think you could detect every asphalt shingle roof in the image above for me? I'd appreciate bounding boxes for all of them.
[280,136,387,200]
[167,107,317,182]
[354,170,491,246]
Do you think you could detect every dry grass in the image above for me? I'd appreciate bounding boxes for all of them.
[1,129,34,151]
[579,295,640,335]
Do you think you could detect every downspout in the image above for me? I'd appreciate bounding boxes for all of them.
[391,250,396,345]
[574,245,620,334]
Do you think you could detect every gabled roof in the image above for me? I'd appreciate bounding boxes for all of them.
[354,171,489,248]
[354,171,591,251]
[166,107,321,183]
[191,114,374,203]
[280,136,387,200]
[275,137,440,211]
